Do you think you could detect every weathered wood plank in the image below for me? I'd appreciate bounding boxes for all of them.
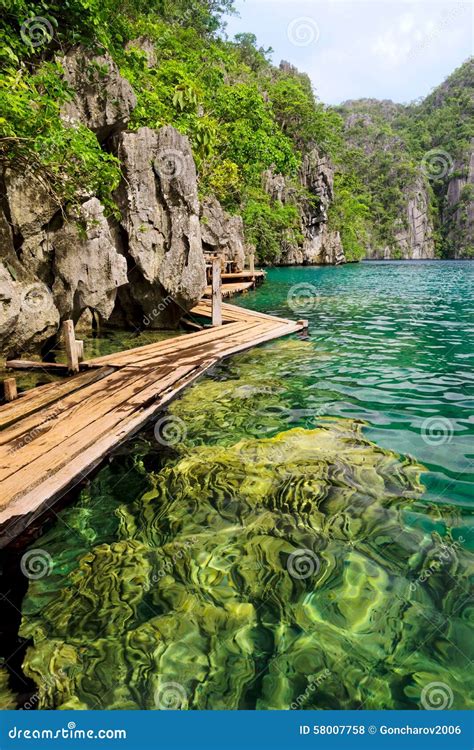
[0,360,217,530]
[0,368,114,431]
[0,299,306,535]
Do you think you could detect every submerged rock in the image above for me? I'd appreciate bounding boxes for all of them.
[18,343,473,710]
[0,667,17,709]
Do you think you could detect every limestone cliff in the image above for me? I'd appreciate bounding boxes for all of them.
[0,47,214,356]
[339,103,435,260]
[262,150,345,266]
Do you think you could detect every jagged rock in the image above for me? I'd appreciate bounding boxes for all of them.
[261,170,289,204]
[125,37,157,68]
[51,198,128,321]
[299,149,334,222]
[366,175,435,260]
[445,142,474,258]
[60,47,137,141]
[114,126,206,327]
[200,197,245,271]
[0,261,59,357]
[2,169,61,284]
[283,227,345,266]
[263,150,343,266]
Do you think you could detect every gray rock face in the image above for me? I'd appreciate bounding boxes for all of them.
[444,142,474,258]
[0,118,211,355]
[52,198,128,321]
[263,149,345,266]
[299,149,334,223]
[60,47,137,141]
[366,176,435,260]
[114,126,206,327]
[125,37,157,68]
[3,169,60,282]
[283,227,345,266]
[0,260,59,358]
[200,197,245,271]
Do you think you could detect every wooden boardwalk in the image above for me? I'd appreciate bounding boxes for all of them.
[0,300,305,539]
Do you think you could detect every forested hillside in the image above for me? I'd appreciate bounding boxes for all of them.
[340,59,474,259]
[1,0,472,272]
[0,0,369,265]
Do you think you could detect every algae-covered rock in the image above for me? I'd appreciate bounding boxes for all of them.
[18,341,474,710]
[0,667,17,709]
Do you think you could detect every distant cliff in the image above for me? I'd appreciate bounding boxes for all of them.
[337,59,473,260]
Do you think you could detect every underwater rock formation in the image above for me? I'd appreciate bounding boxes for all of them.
[0,667,16,709]
[18,341,473,710]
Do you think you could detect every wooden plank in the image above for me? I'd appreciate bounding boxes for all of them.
[0,298,306,534]
[0,363,204,512]
[0,368,115,431]
[76,340,84,363]
[0,364,176,481]
[6,360,70,373]
[204,282,254,298]
[82,320,249,368]
[0,360,218,529]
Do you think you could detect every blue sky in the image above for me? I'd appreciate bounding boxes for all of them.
[223,0,473,104]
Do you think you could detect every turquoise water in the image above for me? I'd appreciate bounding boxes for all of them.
[5,261,474,711]
[237,261,474,514]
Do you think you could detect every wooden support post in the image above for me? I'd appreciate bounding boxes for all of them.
[249,252,255,274]
[63,320,79,373]
[212,257,222,327]
[75,340,84,363]
[297,319,309,330]
[4,378,18,402]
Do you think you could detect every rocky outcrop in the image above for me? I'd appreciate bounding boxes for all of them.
[200,197,246,271]
[340,102,436,260]
[365,176,435,260]
[52,198,128,320]
[0,204,60,357]
[283,227,345,266]
[60,47,137,141]
[125,37,157,69]
[113,126,206,327]
[444,143,474,258]
[262,149,346,266]
[0,119,210,354]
